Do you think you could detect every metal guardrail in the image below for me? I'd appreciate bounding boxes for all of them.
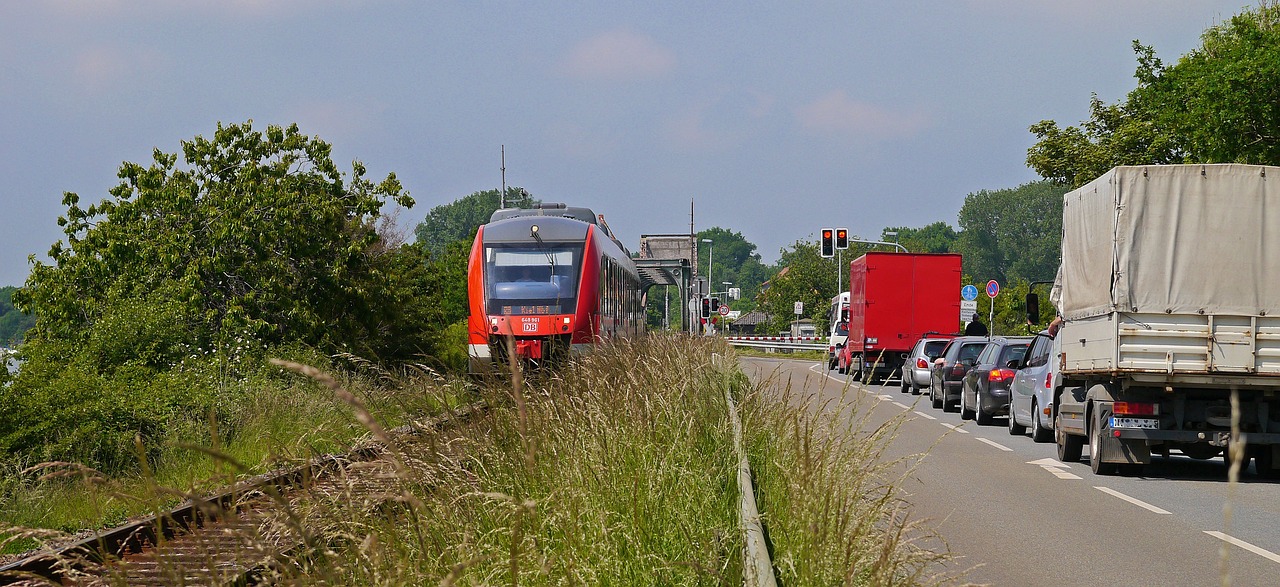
[724,336,828,352]
[715,353,777,587]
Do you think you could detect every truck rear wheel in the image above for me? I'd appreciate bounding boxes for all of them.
[1254,447,1280,480]
[1056,412,1082,462]
[1089,409,1118,475]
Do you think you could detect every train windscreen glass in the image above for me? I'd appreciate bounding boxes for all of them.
[485,244,583,315]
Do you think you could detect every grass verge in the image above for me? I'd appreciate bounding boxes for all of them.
[0,351,470,556]
[5,335,952,585]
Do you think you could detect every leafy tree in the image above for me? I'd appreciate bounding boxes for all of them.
[1028,5,1280,186]
[880,222,958,254]
[2,121,437,471]
[415,188,538,256]
[695,227,768,310]
[0,286,35,345]
[758,239,872,334]
[955,181,1066,286]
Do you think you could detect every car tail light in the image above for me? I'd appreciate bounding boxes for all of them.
[1114,401,1158,416]
[988,368,1015,383]
[1044,372,1052,389]
[916,358,929,369]
[950,364,966,377]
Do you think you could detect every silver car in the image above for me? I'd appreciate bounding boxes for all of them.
[900,336,953,395]
[1009,331,1060,442]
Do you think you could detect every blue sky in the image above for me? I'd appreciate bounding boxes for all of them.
[0,1,1250,287]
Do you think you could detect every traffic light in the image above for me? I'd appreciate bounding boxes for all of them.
[710,297,721,313]
[820,228,834,258]
[836,228,849,250]
[701,297,711,318]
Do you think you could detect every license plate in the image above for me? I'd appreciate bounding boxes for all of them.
[1111,417,1158,430]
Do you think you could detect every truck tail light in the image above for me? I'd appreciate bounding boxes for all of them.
[916,358,929,369]
[1113,401,1158,416]
[988,368,1015,383]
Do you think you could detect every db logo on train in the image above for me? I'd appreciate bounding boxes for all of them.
[521,317,539,332]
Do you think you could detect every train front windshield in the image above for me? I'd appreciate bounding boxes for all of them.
[485,244,583,316]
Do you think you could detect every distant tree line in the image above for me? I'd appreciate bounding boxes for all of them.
[0,286,35,345]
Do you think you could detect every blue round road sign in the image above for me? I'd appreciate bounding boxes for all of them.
[961,285,979,301]
[986,280,1000,298]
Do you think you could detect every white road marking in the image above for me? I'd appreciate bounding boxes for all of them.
[976,437,1013,452]
[1093,486,1171,515]
[940,422,970,434]
[1027,457,1083,480]
[890,401,910,410]
[1204,531,1280,564]
[875,394,894,401]
[914,411,937,420]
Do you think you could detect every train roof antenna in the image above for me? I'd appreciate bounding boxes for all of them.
[500,145,507,209]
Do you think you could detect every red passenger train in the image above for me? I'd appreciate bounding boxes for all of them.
[466,203,645,373]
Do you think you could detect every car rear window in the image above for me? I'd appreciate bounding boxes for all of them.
[999,343,1030,366]
[924,340,948,358]
[958,342,985,362]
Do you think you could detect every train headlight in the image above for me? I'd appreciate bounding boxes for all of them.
[530,225,539,236]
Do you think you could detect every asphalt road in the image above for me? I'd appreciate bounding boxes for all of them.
[740,355,1280,587]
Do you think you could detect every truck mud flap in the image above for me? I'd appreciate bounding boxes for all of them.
[1095,403,1152,465]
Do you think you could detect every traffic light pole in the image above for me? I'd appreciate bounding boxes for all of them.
[837,249,842,294]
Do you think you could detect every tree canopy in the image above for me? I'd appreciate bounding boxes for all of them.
[14,121,422,363]
[955,180,1066,286]
[1028,4,1280,186]
[414,188,538,256]
[880,222,958,254]
[1,121,449,471]
[0,286,35,345]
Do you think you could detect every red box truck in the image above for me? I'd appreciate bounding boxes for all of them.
[837,252,962,381]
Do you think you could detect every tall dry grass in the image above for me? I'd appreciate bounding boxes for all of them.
[5,335,954,586]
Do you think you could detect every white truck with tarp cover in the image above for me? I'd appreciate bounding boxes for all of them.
[1047,164,1280,477]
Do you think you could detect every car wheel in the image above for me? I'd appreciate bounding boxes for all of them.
[910,380,921,395]
[1008,404,1027,435]
[931,383,942,409]
[960,388,974,420]
[975,395,993,426]
[1089,408,1118,475]
[1030,400,1052,443]
[900,375,910,393]
[942,388,958,413]
[1056,412,1083,463]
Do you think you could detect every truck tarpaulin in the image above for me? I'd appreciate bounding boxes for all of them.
[1059,164,1280,320]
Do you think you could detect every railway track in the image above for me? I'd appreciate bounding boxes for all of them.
[0,401,487,586]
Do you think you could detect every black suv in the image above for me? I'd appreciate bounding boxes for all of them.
[929,336,990,412]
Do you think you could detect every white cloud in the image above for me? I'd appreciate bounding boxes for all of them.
[561,30,676,81]
[794,90,930,140]
[72,45,171,92]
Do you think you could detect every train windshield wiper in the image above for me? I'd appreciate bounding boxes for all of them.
[530,226,562,308]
